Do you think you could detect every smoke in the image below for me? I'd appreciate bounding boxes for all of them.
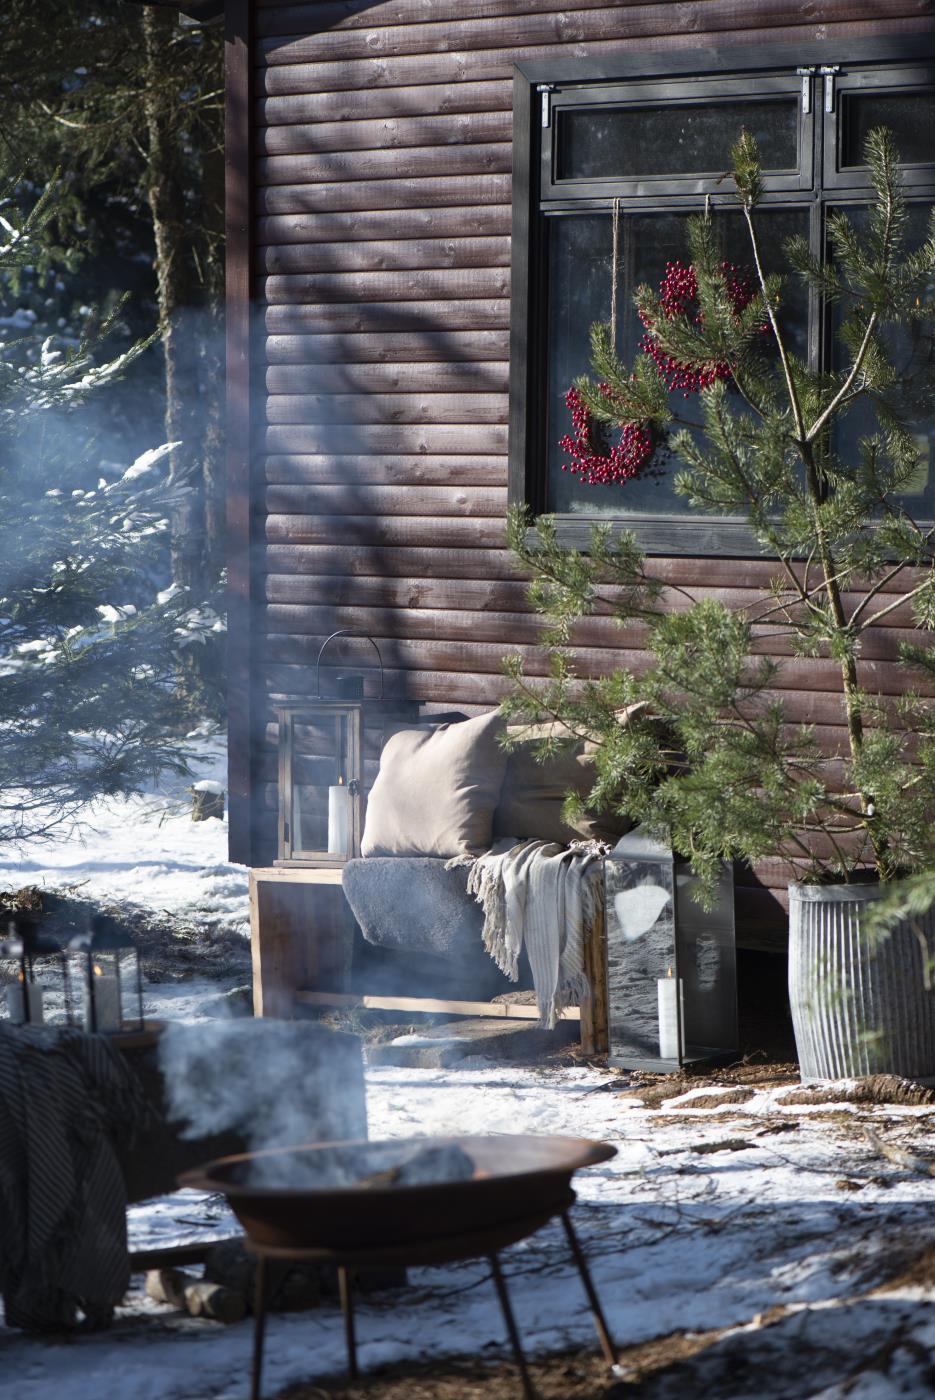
[157,1017,368,1155]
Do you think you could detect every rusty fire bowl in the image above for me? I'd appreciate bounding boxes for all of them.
[178,1134,616,1253]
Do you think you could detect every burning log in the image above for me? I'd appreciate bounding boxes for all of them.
[183,1280,247,1324]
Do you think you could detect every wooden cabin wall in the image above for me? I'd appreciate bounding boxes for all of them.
[231,0,935,931]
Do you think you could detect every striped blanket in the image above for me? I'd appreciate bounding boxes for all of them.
[0,1024,146,1331]
[458,839,606,1029]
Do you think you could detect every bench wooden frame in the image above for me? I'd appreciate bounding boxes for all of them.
[249,866,609,1054]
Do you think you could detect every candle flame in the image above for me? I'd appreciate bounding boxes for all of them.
[666,966,673,978]
[93,963,104,977]
[338,775,344,786]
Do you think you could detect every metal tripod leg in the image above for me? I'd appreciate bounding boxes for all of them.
[561,1212,620,1371]
[251,1254,270,1400]
[338,1265,359,1380]
[489,1254,538,1400]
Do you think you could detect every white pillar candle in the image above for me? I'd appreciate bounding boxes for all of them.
[327,782,351,856]
[84,970,122,1033]
[657,971,682,1060]
[6,980,43,1025]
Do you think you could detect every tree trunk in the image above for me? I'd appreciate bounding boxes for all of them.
[140,6,207,595]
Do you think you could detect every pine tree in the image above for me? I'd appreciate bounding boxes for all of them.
[506,129,935,900]
[0,180,221,845]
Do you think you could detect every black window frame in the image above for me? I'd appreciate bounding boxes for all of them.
[509,36,935,558]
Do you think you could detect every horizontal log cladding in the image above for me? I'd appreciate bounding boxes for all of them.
[253,0,710,35]
[263,424,507,454]
[263,452,507,484]
[258,79,511,126]
[257,21,929,95]
[264,299,510,334]
[264,484,507,515]
[256,142,511,187]
[259,175,511,216]
[256,207,512,245]
[256,1,922,66]
[258,110,512,155]
[264,391,506,424]
[259,236,511,273]
[264,330,511,363]
[261,268,511,304]
[264,362,509,393]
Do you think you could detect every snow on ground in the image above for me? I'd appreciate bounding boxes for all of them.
[3,761,935,1397]
[0,735,249,944]
[2,1064,935,1400]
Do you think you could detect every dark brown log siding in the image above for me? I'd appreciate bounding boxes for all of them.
[240,0,935,918]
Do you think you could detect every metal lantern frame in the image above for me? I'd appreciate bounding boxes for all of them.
[0,917,66,1026]
[276,630,383,867]
[68,916,144,1035]
[603,825,738,1071]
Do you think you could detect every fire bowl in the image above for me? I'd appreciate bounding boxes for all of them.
[179,1134,616,1253]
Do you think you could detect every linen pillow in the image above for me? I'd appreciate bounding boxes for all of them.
[361,710,508,858]
[493,710,645,845]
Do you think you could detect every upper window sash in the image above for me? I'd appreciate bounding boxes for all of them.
[823,65,935,192]
[540,74,815,203]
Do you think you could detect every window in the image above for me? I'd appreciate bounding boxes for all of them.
[509,41,935,555]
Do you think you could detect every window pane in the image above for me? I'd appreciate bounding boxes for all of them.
[842,91,935,167]
[832,203,935,517]
[556,99,799,181]
[546,207,810,518]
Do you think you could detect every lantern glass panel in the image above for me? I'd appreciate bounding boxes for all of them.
[604,826,737,1069]
[279,704,362,865]
[1,921,67,1026]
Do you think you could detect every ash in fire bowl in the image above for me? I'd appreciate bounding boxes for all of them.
[233,1140,477,1192]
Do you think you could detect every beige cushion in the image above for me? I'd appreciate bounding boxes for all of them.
[361,710,508,858]
[493,712,644,845]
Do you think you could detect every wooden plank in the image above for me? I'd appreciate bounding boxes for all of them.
[257,207,511,244]
[225,0,254,867]
[264,300,511,335]
[264,392,507,425]
[258,174,511,213]
[253,0,708,33]
[257,142,511,186]
[265,542,519,579]
[264,329,511,362]
[259,110,512,155]
[264,484,507,516]
[263,423,508,454]
[262,638,929,697]
[260,236,511,274]
[257,78,510,125]
[265,363,509,394]
[257,2,935,66]
[263,451,507,483]
[251,867,353,1018]
[260,267,511,304]
[258,21,935,94]
[294,990,581,1021]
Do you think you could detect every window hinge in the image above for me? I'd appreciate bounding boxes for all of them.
[821,65,841,113]
[538,84,555,128]
[796,66,816,114]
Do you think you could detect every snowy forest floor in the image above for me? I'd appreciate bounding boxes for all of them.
[2,743,935,1399]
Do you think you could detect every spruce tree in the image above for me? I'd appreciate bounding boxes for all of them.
[0,180,220,845]
[506,129,935,900]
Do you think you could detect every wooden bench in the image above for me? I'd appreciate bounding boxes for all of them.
[249,866,609,1054]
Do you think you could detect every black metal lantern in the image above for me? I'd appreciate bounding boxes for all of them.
[68,915,144,1034]
[0,917,66,1026]
[276,631,418,866]
[603,826,738,1071]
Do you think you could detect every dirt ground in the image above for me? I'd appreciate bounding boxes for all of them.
[277,1332,723,1400]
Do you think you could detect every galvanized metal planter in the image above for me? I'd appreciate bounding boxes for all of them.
[788,881,935,1082]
